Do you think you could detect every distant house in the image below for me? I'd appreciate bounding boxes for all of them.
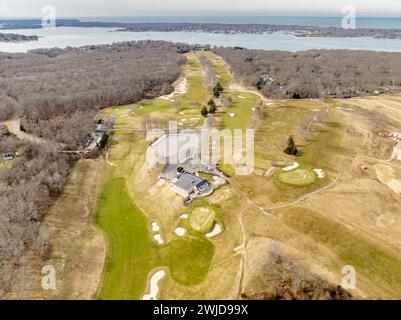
[170,172,212,198]
[83,124,109,156]
[3,152,14,161]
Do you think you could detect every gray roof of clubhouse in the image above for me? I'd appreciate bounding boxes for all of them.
[172,172,206,193]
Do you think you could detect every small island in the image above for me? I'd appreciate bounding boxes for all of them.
[0,33,39,43]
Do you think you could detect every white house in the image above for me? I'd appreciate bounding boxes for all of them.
[147,132,200,168]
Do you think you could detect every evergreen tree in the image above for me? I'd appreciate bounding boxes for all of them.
[201,106,209,117]
[208,99,217,113]
[213,82,224,98]
[284,135,298,155]
[209,104,217,114]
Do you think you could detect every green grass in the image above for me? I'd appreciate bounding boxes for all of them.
[163,238,214,286]
[282,208,401,298]
[96,178,159,300]
[190,207,216,233]
[222,93,260,130]
[178,76,210,110]
[96,178,215,299]
[217,163,236,177]
[201,52,232,88]
[277,169,317,187]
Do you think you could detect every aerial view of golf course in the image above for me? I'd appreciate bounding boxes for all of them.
[4,4,401,318]
[4,46,401,302]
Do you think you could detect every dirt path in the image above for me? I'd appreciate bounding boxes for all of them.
[2,118,53,146]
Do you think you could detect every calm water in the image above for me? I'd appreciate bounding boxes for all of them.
[80,16,401,29]
[0,16,401,52]
[2,25,401,53]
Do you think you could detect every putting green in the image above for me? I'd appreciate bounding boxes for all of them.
[278,169,317,187]
[190,207,216,233]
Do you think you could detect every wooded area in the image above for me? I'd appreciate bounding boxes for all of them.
[214,47,401,98]
[0,41,184,296]
[0,40,185,148]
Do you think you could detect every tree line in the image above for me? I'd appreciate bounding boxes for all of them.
[214,47,401,99]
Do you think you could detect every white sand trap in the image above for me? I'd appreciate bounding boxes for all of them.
[153,234,164,245]
[151,221,160,232]
[139,106,143,109]
[313,168,325,179]
[180,213,189,219]
[238,95,245,99]
[175,227,187,237]
[206,224,223,238]
[229,113,236,118]
[282,162,300,171]
[251,107,256,111]
[142,270,166,300]
[266,103,274,106]
[179,112,185,115]
[391,143,401,161]
[160,78,187,101]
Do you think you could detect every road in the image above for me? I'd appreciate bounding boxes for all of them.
[2,118,53,146]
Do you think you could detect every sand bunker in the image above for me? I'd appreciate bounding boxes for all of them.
[238,95,245,99]
[153,234,164,245]
[374,163,401,194]
[391,143,401,161]
[160,78,187,101]
[180,213,189,219]
[151,221,160,232]
[175,227,187,237]
[313,168,325,179]
[205,224,223,238]
[142,270,166,300]
[282,162,300,171]
[229,113,236,118]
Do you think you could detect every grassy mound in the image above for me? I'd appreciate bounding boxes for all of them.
[278,169,316,187]
[166,238,214,286]
[190,207,216,233]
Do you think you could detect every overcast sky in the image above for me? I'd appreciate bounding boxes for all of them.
[1,0,401,17]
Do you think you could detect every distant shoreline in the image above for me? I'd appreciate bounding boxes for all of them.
[1,19,401,40]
